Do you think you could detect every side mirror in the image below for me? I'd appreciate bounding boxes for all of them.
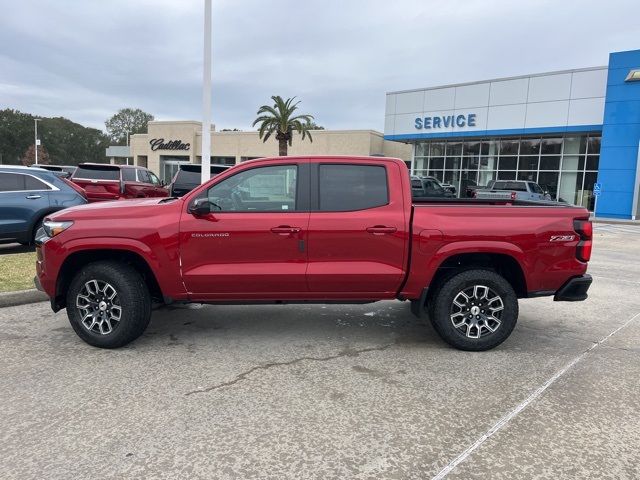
[188,197,212,216]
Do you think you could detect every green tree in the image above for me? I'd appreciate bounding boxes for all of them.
[105,108,154,145]
[252,96,314,156]
[0,109,109,166]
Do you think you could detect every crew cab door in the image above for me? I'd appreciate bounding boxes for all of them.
[179,162,310,298]
[306,162,409,296]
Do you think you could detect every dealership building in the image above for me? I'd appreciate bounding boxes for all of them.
[126,122,410,183]
[384,48,640,219]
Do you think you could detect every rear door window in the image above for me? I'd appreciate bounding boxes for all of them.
[122,169,137,181]
[0,173,50,192]
[318,165,388,211]
[0,173,25,191]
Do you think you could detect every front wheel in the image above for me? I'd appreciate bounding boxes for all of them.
[66,261,151,348]
[429,269,518,351]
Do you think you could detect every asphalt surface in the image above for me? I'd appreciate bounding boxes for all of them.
[0,224,638,479]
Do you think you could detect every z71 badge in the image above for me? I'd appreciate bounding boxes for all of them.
[550,235,575,242]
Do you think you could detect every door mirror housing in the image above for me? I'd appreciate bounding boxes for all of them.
[189,197,213,216]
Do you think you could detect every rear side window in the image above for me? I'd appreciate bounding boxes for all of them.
[122,169,136,181]
[0,173,50,192]
[24,175,50,190]
[529,182,544,194]
[319,165,388,211]
[74,166,120,181]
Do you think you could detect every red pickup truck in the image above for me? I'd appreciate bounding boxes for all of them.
[35,156,592,351]
[71,163,168,202]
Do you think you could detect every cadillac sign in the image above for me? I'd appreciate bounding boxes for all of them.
[149,138,191,151]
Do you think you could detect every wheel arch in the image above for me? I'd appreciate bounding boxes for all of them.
[429,251,528,300]
[55,249,164,310]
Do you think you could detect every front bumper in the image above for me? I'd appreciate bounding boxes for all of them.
[33,275,44,292]
[554,274,592,302]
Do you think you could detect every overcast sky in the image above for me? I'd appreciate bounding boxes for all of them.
[1,0,638,132]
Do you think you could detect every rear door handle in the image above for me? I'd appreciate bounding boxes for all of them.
[271,226,301,235]
[366,225,397,235]
[25,194,42,200]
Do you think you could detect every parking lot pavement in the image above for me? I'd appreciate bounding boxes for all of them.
[0,225,638,480]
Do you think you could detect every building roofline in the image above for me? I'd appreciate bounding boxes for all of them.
[132,129,386,137]
[386,65,608,95]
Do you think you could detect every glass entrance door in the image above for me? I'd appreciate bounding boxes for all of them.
[159,156,190,183]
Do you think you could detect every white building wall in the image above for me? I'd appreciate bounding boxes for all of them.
[384,67,607,138]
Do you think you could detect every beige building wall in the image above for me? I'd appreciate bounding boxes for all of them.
[130,121,411,180]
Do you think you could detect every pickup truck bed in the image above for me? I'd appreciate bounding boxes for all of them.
[35,156,592,351]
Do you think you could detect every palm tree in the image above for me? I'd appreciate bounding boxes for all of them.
[252,96,315,156]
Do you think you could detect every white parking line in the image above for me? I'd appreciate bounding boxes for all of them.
[431,310,640,480]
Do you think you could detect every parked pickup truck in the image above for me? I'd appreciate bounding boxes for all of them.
[34,156,593,351]
[71,163,168,202]
[474,180,551,202]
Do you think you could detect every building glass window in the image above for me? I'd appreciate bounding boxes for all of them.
[498,156,517,170]
[520,138,540,155]
[519,156,538,171]
[497,171,517,180]
[587,137,601,154]
[540,156,561,170]
[499,139,519,156]
[429,157,444,170]
[541,138,563,155]
[412,133,601,211]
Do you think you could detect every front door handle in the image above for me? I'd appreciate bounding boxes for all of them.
[25,194,42,200]
[271,226,301,235]
[366,225,397,235]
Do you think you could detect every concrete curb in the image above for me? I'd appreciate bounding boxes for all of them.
[592,218,640,226]
[0,289,48,308]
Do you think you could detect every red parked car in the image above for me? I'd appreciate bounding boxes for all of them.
[70,163,168,202]
[35,156,592,350]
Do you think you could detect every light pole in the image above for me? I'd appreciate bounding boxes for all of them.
[126,130,130,165]
[201,0,212,184]
[34,118,41,164]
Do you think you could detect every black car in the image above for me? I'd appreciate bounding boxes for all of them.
[410,176,454,198]
[169,164,231,197]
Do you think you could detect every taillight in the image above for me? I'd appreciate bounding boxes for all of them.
[62,177,87,199]
[574,218,593,262]
[510,191,517,201]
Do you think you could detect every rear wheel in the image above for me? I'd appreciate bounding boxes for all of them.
[66,261,151,348]
[429,269,518,351]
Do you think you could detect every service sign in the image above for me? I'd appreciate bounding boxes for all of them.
[415,113,477,130]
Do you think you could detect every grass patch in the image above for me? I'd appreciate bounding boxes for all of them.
[0,252,37,292]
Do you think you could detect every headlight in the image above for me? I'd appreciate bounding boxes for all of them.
[43,220,74,238]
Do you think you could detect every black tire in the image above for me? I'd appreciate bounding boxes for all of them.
[429,269,518,351]
[31,218,44,244]
[66,261,151,348]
